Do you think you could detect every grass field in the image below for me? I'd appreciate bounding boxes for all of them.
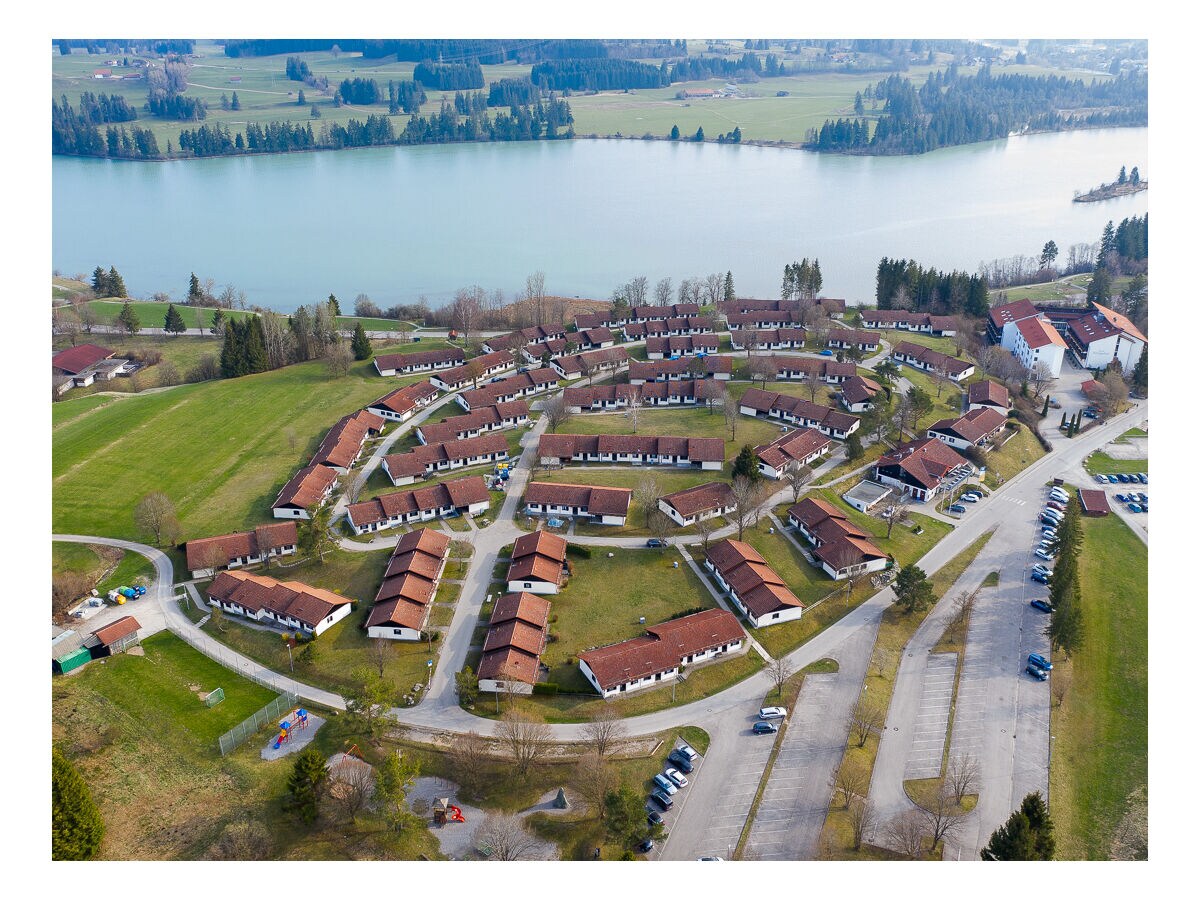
[84,300,256,330]
[54,333,224,392]
[52,540,156,596]
[52,356,427,541]
[1050,513,1147,859]
[727,378,840,408]
[1082,450,1148,476]
[895,364,966,432]
[981,423,1047,487]
[53,631,441,860]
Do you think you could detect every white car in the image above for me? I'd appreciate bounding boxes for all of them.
[697,856,725,861]
[1034,549,1054,561]
[758,706,787,720]
[961,494,978,503]
[664,767,689,788]
[1049,488,1068,501]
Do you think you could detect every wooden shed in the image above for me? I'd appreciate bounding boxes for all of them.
[84,616,142,659]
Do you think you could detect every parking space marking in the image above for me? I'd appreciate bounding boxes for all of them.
[904,652,959,780]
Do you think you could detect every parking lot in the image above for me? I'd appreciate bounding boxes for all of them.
[902,653,958,780]
[681,729,774,860]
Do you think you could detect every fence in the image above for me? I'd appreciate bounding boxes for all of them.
[218,691,300,756]
[166,623,291,695]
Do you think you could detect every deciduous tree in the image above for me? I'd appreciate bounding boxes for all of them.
[497,709,551,778]
[133,491,179,545]
[473,813,544,860]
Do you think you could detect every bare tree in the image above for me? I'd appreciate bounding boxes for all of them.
[1051,668,1071,708]
[197,540,229,577]
[77,301,98,334]
[472,813,545,861]
[768,656,794,698]
[327,757,375,822]
[653,277,673,306]
[801,371,821,403]
[542,394,573,433]
[340,470,366,506]
[1029,360,1053,397]
[931,363,950,399]
[625,391,643,432]
[850,695,885,748]
[451,286,484,345]
[703,273,723,305]
[948,588,977,634]
[633,474,663,529]
[889,285,913,311]
[881,497,911,539]
[723,396,740,441]
[915,783,968,848]
[497,710,552,778]
[869,646,890,679]
[324,339,353,378]
[742,329,762,359]
[260,312,295,370]
[729,476,770,541]
[945,753,979,805]
[572,751,615,819]
[627,275,648,306]
[53,307,82,346]
[848,797,876,851]
[647,508,673,545]
[156,360,181,387]
[1098,368,1129,420]
[833,760,869,808]
[950,317,973,358]
[748,354,776,387]
[133,492,180,545]
[694,514,717,550]
[447,731,494,799]
[285,427,298,454]
[783,460,814,503]
[371,637,393,678]
[582,705,626,759]
[886,809,928,859]
[525,271,547,326]
[677,276,698,305]
[704,377,727,416]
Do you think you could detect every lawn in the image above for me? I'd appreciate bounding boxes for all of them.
[54,333,225,390]
[53,630,440,860]
[896,365,967,432]
[52,356,429,541]
[752,491,954,658]
[336,316,418,333]
[557,405,782,464]
[875,329,963,359]
[84,300,256,331]
[1082,450,1148,476]
[727,378,840,408]
[981,423,1047,487]
[1050,513,1148,859]
[52,541,155,595]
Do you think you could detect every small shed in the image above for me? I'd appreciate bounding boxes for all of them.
[842,479,893,514]
[1078,489,1111,517]
[53,632,91,675]
[84,615,142,659]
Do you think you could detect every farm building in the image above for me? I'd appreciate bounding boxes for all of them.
[84,616,142,658]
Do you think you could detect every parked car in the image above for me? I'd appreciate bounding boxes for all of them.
[1028,652,1053,671]
[1034,549,1054,561]
[1118,473,1131,483]
[1042,529,1058,540]
[1083,409,1098,419]
[1031,599,1054,613]
[1048,397,1061,408]
[1032,563,1052,575]
[1026,664,1049,681]
[965,490,984,499]
[961,494,978,503]
[1140,501,1149,512]
[649,791,674,811]
[1042,507,1063,519]
[664,767,688,788]
[1137,473,1148,484]
[1127,503,1142,513]
[1094,474,1108,484]
[1049,492,1068,504]
[675,743,699,762]
[1115,493,1128,503]
[646,538,667,548]
[949,504,967,514]
[819,349,834,356]
[637,839,655,853]
[652,774,678,795]
[1040,516,1059,528]
[647,810,664,827]
[697,856,726,861]
[1031,572,1049,584]
[752,721,779,735]
[758,706,787,720]
[667,750,694,773]
[1137,492,1148,502]
[1046,500,1066,512]
[1107,475,1120,483]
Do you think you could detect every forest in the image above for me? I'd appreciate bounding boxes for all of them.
[874,258,991,316]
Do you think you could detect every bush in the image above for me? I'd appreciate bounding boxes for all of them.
[666,606,709,621]
[532,682,559,696]
[566,544,592,559]
[419,630,440,643]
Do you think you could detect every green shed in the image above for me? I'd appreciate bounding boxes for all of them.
[54,646,91,675]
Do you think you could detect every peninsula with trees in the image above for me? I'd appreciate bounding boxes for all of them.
[1074,165,1146,202]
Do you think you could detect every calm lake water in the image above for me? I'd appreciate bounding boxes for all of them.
[52,128,1148,310]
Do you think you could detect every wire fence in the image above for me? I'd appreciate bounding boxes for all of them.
[165,623,289,695]
[218,691,300,757]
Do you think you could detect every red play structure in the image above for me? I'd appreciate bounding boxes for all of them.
[433,797,466,825]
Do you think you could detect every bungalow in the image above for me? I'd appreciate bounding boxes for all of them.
[562,382,641,412]
[482,324,567,354]
[456,368,559,410]
[478,593,552,694]
[373,347,464,377]
[726,310,800,330]
[967,379,1011,413]
[365,528,450,640]
[622,317,713,339]
[537,434,725,470]
[561,380,719,413]
[577,326,616,350]
[1077,489,1111,517]
[826,328,880,353]
[1064,302,1146,372]
[658,481,737,527]
[753,428,834,479]
[52,343,114,375]
[986,298,1041,347]
[52,343,133,390]
[703,540,805,628]
[83,616,142,658]
[506,530,569,595]
[627,355,732,384]
[272,465,338,519]
[787,498,888,580]
[186,521,299,579]
[739,387,860,439]
[429,350,515,392]
[416,401,529,444]
[206,571,354,637]
[729,328,806,352]
[717,298,803,316]
[524,482,632,526]
[644,334,720,359]
[627,303,700,322]
[1012,317,1067,378]
[344,475,490,535]
[550,346,630,381]
[381,432,510,485]
[766,356,857,383]
[366,382,440,423]
[838,375,883,413]
[927,407,1008,450]
[310,410,384,474]
[521,335,581,364]
[890,341,975,382]
[872,438,973,503]
[858,310,956,335]
[578,608,744,697]
[573,311,623,331]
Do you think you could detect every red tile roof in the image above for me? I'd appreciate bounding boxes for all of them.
[840,375,882,406]
[988,298,1040,330]
[418,402,529,444]
[660,481,736,519]
[311,413,376,470]
[927,407,1008,445]
[578,608,743,691]
[375,347,464,372]
[742,388,859,434]
[52,343,114,374]
[489,592,552,630]
[368,382,440,416]
[346,476,489,528]
[186,522,298,572]
[967,380,1010,408]
[553,346,630,375]
[754,427,833,471]
[1091,303,1147,344]
[1015,316,1067,350]
[629,355,732,381]
[274,464,337,510]
[459,369,559,407]
[524,482,632,518]
[874,438,970,490]
[507,531,569,585]
[383,431,509,479]
[537,433,725,464]
[208,571,352,630]
[1078,489,1111,516]
[645,334,720,355]
[90,615,141,646]
[704,539,804,619]
[434,350,515,386]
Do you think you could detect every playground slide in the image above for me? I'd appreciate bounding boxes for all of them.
[449,805,465,823]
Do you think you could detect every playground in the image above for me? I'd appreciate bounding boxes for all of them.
[260,707,325,761]
[407,777,564,860]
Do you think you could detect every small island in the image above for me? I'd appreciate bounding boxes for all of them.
[1074,165,1146,202]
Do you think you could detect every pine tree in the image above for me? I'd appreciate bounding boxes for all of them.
[893,564,935,615]
[187,272,202,305]
[731,445,761,482]
[286,747,328,825]
[1020,792,1055,860]
[1087,266,1112,304]
[1130,349,1148,396]
[244,317,269,373]
[231,91,240,110]
[669,124,680,140]
[210,308,226,337]
[297,89,306,106]
[117,301,141,334]
[107,266,126,297]
[1041,395,1050,417]
[981,806,1036,860]
[164,303,187,335]
[327,294,341,316]
[52,747,105,860]
[220,319,245,378]
[845,433,864,461]
[1059,411,1067,429]
[694,125,705,142]
[91,266,109,296]
[351,320,372,361]
[1130,166,1140,185]
[723,271,735,303]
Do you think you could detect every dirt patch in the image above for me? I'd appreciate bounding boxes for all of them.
[393,724,662,762]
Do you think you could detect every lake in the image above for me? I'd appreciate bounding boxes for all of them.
[52,128,1148,310]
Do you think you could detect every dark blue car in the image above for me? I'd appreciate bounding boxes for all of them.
[1030,599,1053,613]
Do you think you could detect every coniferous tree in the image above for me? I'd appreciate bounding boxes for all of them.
[327,294,341,316]
[1129,166,1140,185]
[187,272,202,305]
[669,124,680,140]
[164,303,187,335]
[1130,349,1148,396]
[981,805,1035,860]
[351,320,372,360]
[210,307,227,337]
[52,748,105,860]
[297,89,306,106]
[731,445,761,482]
[117,301,141,334]
[231,91,240,110]
[220,318,245,378]
[244,317,269,373]
[1041,395,1050,417]
[893,564,934,615]
[107,266,126,297]
[1117,165,1126,185]
[693,125,704,142]
[723,271,735,303]
[91,266,109,296]
[1087,266,1112,305]
[1020,791,1055,860]
[286,747,328,825]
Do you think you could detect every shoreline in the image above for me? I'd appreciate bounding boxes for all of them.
[1073,181,1148,203]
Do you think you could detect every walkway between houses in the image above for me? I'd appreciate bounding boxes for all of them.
[676,546,773,663]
